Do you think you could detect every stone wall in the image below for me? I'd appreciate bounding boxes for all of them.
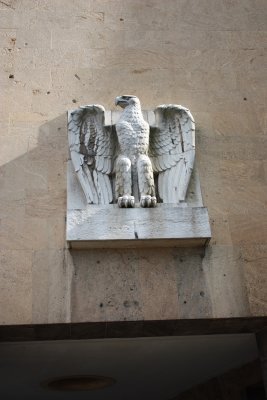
[0,0,266,324]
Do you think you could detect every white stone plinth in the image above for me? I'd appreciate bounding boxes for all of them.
[67,205,211,249]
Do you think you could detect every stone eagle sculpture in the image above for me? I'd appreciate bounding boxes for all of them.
[68,95,195,208]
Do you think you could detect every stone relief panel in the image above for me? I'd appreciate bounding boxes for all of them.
[67,96,211,248]
[68,95,195,208]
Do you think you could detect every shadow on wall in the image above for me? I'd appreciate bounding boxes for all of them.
[1,114,68,247]
[0,114,69,324]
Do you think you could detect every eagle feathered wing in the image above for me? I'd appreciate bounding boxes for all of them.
[68,105,115,204]
[149,105,195,203]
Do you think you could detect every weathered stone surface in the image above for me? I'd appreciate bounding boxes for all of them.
[70,248,212,322]
[0,250,32,324]
[69,249,143,322]
[202,246,251,318]
[32,250,70,323]
[67,206,211,248]
[242,245,267,316]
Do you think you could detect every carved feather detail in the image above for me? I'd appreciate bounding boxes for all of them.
[149,105,195,203]
[68,105,115,204]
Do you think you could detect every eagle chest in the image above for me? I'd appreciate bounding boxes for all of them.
[116,120,149,155]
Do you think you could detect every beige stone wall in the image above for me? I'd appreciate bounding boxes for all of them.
[0,0,266,324]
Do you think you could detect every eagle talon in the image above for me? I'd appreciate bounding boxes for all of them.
[118,196,135,208]
[151,196,157,207]
[140,195,157,208]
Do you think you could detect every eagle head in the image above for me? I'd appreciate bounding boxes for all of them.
[115,95,140,109]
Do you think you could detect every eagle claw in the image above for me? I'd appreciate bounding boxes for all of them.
[118,195,135,208]
[140,195,157,208]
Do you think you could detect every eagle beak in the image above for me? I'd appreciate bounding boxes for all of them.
[115,96,122,106]
[115,96,131,109]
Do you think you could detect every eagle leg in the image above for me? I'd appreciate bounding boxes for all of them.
[137,155,157,208]
[116,155,135,208]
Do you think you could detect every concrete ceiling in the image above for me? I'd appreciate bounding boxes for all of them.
[0,333,258,399]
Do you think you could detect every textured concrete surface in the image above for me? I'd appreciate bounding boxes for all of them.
[0,0,266,324]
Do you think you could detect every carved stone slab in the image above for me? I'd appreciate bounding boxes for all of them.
[67,109,211,249]
[67,205,211,249]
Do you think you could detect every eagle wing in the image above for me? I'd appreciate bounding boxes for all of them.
[149,105,195,203]
[68,105,115,204]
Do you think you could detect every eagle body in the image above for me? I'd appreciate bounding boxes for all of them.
[115,96,156,207]
[116,103,149,159]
